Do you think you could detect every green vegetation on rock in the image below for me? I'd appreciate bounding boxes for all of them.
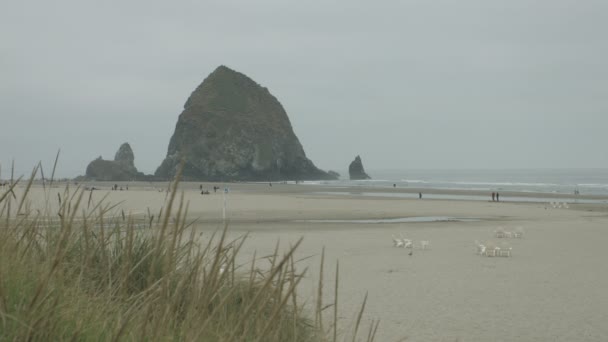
[156,66,337,181]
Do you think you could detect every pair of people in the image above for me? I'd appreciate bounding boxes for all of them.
[491,192,500,201]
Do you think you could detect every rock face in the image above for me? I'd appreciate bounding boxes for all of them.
[114,143,136,171]
[155,65,337,181]
[348,155,371,180]
[85,143,144,181]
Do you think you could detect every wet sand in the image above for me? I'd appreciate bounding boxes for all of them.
[11,182,608,341]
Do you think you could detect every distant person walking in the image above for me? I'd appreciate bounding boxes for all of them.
[419,192,422,199]
[496,192,500,202]
[491,192,495,201]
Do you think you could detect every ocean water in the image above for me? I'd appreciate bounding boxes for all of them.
[307,169,608,196]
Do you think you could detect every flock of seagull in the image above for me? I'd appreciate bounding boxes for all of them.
[548,202,570,209]
[392,226,525,258]
[475,227,524,257]
[390,200,573,257]
[391,234,430,255]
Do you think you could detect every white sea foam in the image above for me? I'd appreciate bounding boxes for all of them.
[251,169,608,196]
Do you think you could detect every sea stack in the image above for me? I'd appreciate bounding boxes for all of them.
[155,66,337,181]
[114,142,136,171]
[349,155,371,180]
[85,143,144,181]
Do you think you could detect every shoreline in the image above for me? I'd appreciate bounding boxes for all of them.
[16,180,608,200]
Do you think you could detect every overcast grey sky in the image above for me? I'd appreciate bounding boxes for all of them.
[1,0,607,178]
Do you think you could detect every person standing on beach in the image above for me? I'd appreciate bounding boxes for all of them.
[491,192,495,201]
[419,192,422,199]
[496,192,500,202]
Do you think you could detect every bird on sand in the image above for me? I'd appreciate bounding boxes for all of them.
[408,250,413,256]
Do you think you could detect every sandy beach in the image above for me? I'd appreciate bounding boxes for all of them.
[10,182,608,341]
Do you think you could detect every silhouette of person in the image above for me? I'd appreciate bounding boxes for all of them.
[419,192,422,199]
[492,192,495,201]
[496,192,500,202]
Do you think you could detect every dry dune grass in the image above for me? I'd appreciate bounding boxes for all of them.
[0,161,376,341]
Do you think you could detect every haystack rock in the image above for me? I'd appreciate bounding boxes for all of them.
[155,65,337,181]
[348,155,371,180]
[85,143,144,181]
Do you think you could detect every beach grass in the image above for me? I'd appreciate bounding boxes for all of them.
[0,163,376,341]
